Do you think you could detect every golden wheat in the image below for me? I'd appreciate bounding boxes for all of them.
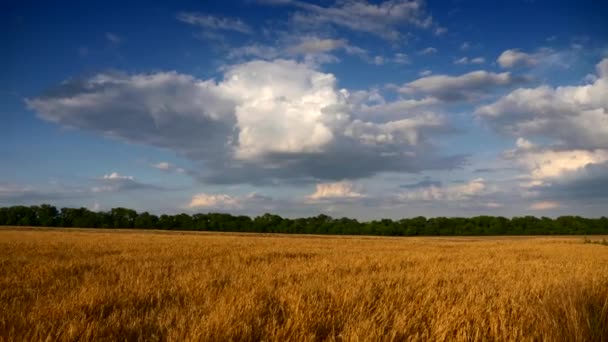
[0,228,607,341]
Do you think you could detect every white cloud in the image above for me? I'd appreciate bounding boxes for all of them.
[152,162,186,174]
[507,147,608,181]
[153,162,171,171]
[103,172,134,181]
[26,59,463,184]
[392,53,410,64]
[418,70,432,77]
[188,193,241,208]
[288,37,347,54]
[418,47,437,55]
[307,181,364,200]
[454,57,468,65]
[270,0,437,41]
[187,192,277,211]
[434,27,447,36]
[345,113,445,146]
[460,42,470,51]
[373,56,385,65]
[515,137,534,150]
[356,97,439,118]
[529,201,560,210]
[497,48,566,69]
[401,70,526,101]
[399,178,488,201]
[228,45,280,60]
[485,59,608,202]
[93,172,161,193]
[220,60,341,159]
[228,36,368,65]
[176,12,252,34]
[454,57,485,65]
[477,58,608,150]
[497,49,537,68]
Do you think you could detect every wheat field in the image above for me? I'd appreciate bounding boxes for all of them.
[0,228,607,341]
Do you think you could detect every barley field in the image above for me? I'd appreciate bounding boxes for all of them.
[0,228,607,341]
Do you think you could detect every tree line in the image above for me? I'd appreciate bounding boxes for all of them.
[1,204,607,236]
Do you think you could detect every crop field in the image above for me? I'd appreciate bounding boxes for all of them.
[1,228,607,341]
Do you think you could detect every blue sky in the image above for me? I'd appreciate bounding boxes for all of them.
[2,0,608,219]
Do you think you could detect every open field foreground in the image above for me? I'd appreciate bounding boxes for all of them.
[1,228,607,341]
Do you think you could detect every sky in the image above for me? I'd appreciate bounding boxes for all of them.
[2,0,608,219]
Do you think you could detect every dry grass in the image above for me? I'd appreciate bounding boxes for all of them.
[1,228,607,341]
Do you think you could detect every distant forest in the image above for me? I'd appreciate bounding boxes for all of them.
[1,205,607,236]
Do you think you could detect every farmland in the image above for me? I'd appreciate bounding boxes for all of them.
[1,228,607,341]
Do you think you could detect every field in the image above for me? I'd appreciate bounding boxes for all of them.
[1,228,607,341]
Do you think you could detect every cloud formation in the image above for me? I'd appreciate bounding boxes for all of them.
[477,59,608,204]
[398,178,488,202]
[188,193,241,209]
[307,181,364,201]
[418,47,437,55]
[26,59,463,185]
[177,12,252,34]
[268,0,435,41]
[529,201,559,210]
[152,162,186,174]
[477,58,608,150]
[227,36,370,66]
[400,70,527,101]
[454,57,485,65]
[497,49,538,68]
[92,172,163,193]
[497,48,566,69]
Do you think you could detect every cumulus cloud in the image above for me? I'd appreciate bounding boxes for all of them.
[92,172,163,193]
[529,201,560,210]
[398,178,489,201]
[26,59,463,185]
[400,178,442,189]
[186,192,278,212]
[498,140,608,204]
[227,36,369,66]
[153,162,171,171]
[228,44,281,60]
[454,57,485,65]
[481,57,608,204]
[497,49,538,68]
[506,148,608,181]
[476,58,608,150]
[307,181,364,201]
[152,162,186,174]
[188,193,241,209]
[176,12,252,34]
[400,70,527,101]
[392,53,410,64]
[269,0,435,41]
[288,37,348,54]
[497,48,565,69]
[348,88,439,120]
[103,172,133,181]
[529,161,608,200]
[434,27,447,36]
